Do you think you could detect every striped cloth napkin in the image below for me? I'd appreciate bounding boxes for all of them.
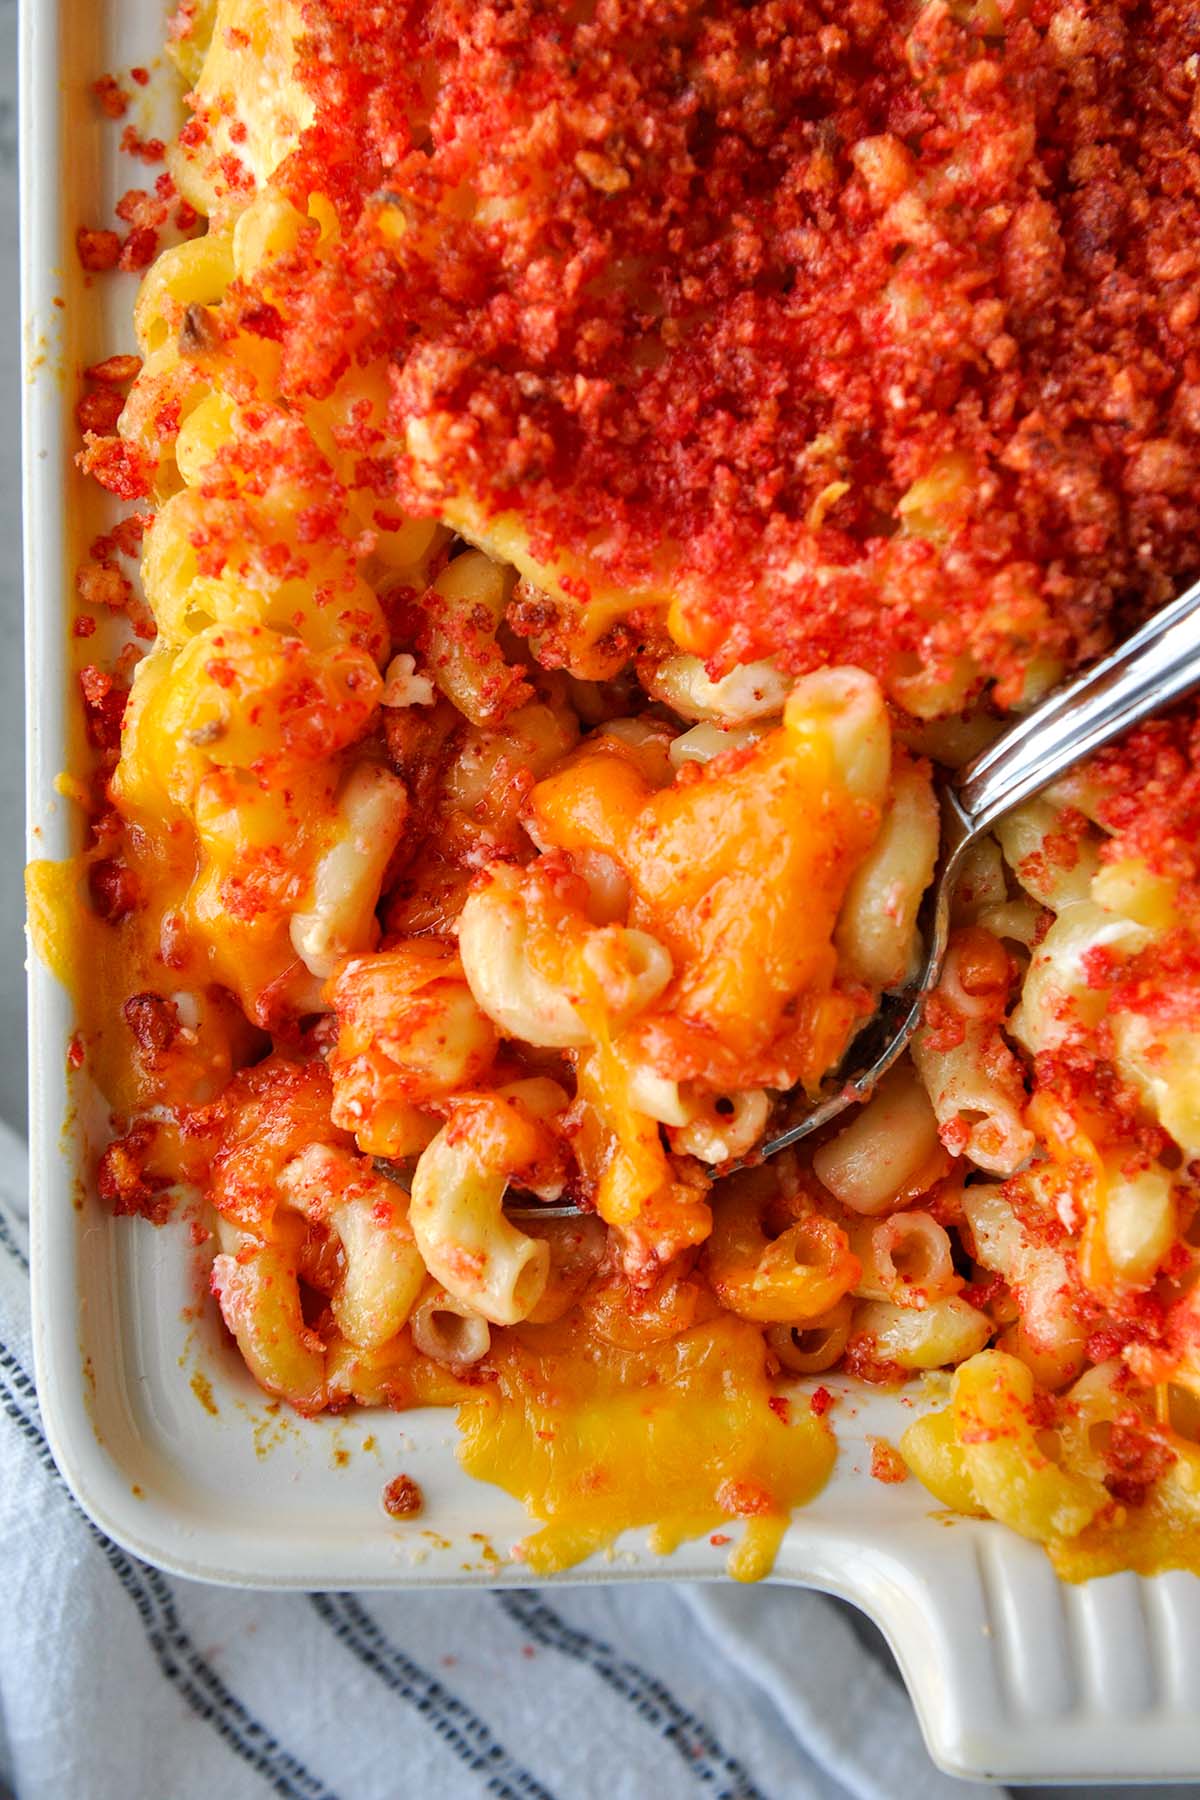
[0,1118,1066,1799]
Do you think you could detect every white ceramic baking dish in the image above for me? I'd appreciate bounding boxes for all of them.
[21,0,1200,1782]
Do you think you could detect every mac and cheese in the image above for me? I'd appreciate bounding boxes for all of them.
[44,0,1200,1582]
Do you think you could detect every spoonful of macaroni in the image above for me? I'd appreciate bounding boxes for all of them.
[761,568,1200,1162]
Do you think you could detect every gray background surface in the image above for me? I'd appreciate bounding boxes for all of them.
[2,0,1196,1792]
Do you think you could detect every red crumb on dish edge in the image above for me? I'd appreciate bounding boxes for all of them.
[869,1439,910,1485]
[382,1473,424,1519]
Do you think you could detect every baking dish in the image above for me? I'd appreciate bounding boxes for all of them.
[21,0,1200,1782]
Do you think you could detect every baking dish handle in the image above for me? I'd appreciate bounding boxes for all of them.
[839,1524,1199,1783]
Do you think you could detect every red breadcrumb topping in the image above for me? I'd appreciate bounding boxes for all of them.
[75,560,132,613]
[254,0,1200,702]
[78,666,129,752]
[97,1124,172,1223]
[111,513,150,555]
[84,354,142,387]
[1086,1320,1149,1364]
[960,1269,1009,1311]
[76,228,122,273]
[1016,699,1200,1075]
[123,993,183,1060]
[1012,806,1095,907]
[119,227,160,272]
[1101,1410,1177,1507]
[120,125,167,165]
[1030,1047,1166,1157]
[869,1438,909,1485]
[918,992,968,1055]
[178,117,209,153]
[76,526,156,639]
[1109,933,1200,1034]
[115,185,165,229]
[382,1474,424,1518]
[842,1335,907,1386]
[88,522,144,565]
[131,67,151,87]
[76,389,126,435]
[91,75,129,120]
[87,858,141,924]
[78,434,155,499]
[715,1477,774,1517]
[79,177,191,281]
[1091,703,1200,918]
[809,1384,834,1417]
[168,1,200,43]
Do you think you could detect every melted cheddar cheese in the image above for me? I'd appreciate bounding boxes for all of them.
[531,695,881,1090]
[457,1314,836,1582]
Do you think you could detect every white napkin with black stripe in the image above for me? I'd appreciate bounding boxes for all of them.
[0,1117,1149,1800]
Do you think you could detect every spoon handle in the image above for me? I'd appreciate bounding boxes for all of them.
[954,572,1200,835]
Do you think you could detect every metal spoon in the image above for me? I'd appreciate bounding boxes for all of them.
[378,571,1200,1209]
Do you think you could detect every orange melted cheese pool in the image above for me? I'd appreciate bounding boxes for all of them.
[457,1314,836,1582]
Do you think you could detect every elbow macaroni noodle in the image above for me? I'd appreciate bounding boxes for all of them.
[60,0,1200,1582]
[408,1081,568,1326]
